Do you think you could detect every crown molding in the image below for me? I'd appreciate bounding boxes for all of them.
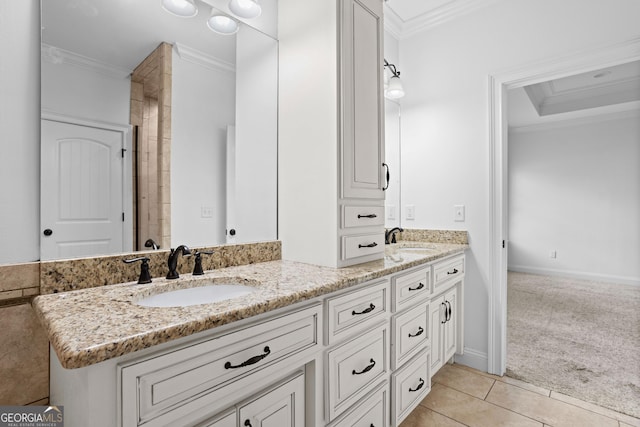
[383,4,403,40]
[41,43,132,79]
[174,43,235,73]
[509,106,640,134]
[391,0,503,39]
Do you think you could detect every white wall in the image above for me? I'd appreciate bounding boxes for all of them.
[41,58,131,125]
[171,51,235,247]
[508,114,640,285]
[398,0,640,370]
[0,0,40,264]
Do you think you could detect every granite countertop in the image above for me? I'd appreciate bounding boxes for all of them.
[33,242,467,369]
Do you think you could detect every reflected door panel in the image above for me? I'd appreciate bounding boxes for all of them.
[41,120,125,260]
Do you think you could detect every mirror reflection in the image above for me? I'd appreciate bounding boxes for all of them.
[40,0,277,261]
[385,99,401,229]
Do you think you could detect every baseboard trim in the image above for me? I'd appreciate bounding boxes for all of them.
[508,265,640,286]
[454,347,488,373]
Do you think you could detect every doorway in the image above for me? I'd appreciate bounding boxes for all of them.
[487,37,640,376]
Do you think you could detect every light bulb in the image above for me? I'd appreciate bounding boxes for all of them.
[207,14,240,35]
[228,0,262,19]
[161,0,198,17]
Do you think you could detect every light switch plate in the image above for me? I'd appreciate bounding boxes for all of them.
[406,205,415,220]
[201,206,213,218]
[454,205,465,222]
[387,205,396,220]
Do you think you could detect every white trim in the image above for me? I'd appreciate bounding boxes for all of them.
[383,4,403,40]
[508,265,640,287]
[488,36,640,376]
[41,43,132,79]
[392,0,502,39]
[454,347,488,372]
[174,43,235,73]
[509,106,640,133]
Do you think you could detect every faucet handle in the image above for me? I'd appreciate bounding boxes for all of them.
[193,251,214,275]
[123,257,152,284]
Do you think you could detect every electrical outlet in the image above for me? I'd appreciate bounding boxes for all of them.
[549,250,557,259]
[454,205,465,222]
[201,206,213,218]
[406,205,415,220]
[387,205,396,220]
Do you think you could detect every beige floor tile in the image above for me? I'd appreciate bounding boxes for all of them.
[498,375,551,397]
[399,405,466,427]
[486,380,618,427]
[421,383,542,427]
[433,364,496,399]
[454,363,502,381]
[550,392,640,427]
[623,422,640,427]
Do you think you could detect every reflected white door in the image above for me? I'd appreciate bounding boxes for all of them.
[41,119,125,260]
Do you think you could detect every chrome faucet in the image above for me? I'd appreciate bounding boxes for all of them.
[166,245,191,279]
[385,227,404,244]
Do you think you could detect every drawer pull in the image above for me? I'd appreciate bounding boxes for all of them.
[357,214,378,218]
[409,378,425,392]
[244,421,252,427]
[446,300,452,322]
[224,346,270,369]
[352,358,376,375]
[408,282,425,291]
[352,303,375,316]
[358,242,378,248]
[408,326,424,338]
[447,268,459,275]
[441,302,447,324]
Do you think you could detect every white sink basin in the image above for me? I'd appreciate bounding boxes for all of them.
[136,284,255,308]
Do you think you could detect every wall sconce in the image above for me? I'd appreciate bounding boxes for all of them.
[384,59,405,99]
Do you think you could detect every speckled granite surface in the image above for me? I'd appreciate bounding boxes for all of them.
[40,241,281,295]
[397,229,468,245]
[33,242,466,369]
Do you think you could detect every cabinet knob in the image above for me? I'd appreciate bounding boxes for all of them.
[43,228,53,236]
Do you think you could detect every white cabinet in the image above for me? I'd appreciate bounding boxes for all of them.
[429,255,464,376]
[238,372,305,427]
[391,349,431,425]
[278,0,385,268]
[339,0,385,201]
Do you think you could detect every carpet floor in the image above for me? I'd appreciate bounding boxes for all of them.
[507,271,640,419]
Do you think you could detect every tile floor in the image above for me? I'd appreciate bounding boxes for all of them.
[400,363,640,427]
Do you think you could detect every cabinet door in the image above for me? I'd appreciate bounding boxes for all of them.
[239,372,305,427]
[429,296,444,375]
[443,287,458,363]
[340,0,385,200]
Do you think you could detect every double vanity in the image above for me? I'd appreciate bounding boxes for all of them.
[33,238,467,427]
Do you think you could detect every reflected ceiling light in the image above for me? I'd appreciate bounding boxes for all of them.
[207,13,240,35]
[161,0,198,17]
[384,59,405,99]
[228,0,262,19]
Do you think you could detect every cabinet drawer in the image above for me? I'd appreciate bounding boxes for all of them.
[328,381,388,427]
[341,232,385,260]
[194,408,236,427]
[391,350,431,426]
[120,304,320,427]
[391,265,431,312]
[391,303,430,370]
[433,255,464,292]
[342,205,385,228]
[326,324,388,421]
[325,279,389,345]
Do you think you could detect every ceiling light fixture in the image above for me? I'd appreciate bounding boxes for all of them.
[161,0,198,17]
[384,59,405,99]
[228,0,262,19]
[207,13,240,35]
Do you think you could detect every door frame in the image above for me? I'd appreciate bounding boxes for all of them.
[41,110,133,256]
[487,37,640,375]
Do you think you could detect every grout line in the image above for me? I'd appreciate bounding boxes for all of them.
[484,378,497,401]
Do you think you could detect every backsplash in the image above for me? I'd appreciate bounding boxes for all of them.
[40,241,282,295]
[397,229,468,245]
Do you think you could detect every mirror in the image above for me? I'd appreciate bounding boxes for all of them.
[385,99,401,229]
[39,0,277,261]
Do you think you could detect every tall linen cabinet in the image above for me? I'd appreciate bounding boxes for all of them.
[279,0,386,268]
